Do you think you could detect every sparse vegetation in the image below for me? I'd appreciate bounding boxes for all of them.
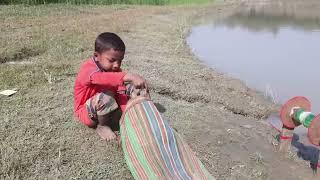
[1,0,211,5]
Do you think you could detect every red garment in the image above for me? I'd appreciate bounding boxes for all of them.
[74,58,128,126]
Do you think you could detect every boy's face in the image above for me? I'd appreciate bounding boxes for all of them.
[95,48,124,72]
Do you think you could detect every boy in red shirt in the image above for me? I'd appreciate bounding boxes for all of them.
[74,32,147,141]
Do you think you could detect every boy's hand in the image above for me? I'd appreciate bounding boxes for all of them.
[123,73,148,90]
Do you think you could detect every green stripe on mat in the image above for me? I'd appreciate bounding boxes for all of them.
[121,115,139,179]
[125,112,157,179]
[133,106,169,178]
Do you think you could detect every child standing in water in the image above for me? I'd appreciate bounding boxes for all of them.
[74,32,147,141]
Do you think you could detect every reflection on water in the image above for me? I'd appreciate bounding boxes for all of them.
[187,9,320,111]
[219,9,320,34]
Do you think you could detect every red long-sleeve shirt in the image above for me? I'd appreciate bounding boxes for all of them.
[74,58,128,122]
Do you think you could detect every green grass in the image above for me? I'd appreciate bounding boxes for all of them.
[1,0,211,5]
[167,0,209,5]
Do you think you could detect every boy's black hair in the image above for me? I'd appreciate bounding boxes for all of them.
[95,32,126,53]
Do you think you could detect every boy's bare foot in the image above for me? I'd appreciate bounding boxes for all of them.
[96,125,116,141]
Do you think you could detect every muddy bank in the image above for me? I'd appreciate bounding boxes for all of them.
[122,1,319,179]
[0,1,319,179]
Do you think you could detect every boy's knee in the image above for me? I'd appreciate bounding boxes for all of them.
[76,107,98,128]
[86,91,119,120]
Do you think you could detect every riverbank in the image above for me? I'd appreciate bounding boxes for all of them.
[0,1,318,179]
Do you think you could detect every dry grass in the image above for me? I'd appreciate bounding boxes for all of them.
[0,2,282,179]
[0,4,167,179]
[0,3,268,179]
[1,1,318,179]
[1,0,213,5]
[0,4,154,89]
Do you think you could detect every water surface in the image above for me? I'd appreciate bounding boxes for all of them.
[187,11,320,111]
[187,8,320,164]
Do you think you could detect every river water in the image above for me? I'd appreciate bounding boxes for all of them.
[187,9,320,111]
[187,5,320,166]
[187,4,320,161]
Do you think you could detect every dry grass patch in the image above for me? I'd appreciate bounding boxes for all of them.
[0,4,170,179]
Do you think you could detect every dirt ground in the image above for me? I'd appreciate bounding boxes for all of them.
[0,1,319,179]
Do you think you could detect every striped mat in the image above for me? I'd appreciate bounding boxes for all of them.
[120,96,214,180]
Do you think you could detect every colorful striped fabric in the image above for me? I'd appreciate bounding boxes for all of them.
[120,97,214,180]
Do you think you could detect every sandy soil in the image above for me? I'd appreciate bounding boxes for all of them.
[0,1,319,179]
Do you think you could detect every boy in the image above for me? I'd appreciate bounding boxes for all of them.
[74,32,147,141]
